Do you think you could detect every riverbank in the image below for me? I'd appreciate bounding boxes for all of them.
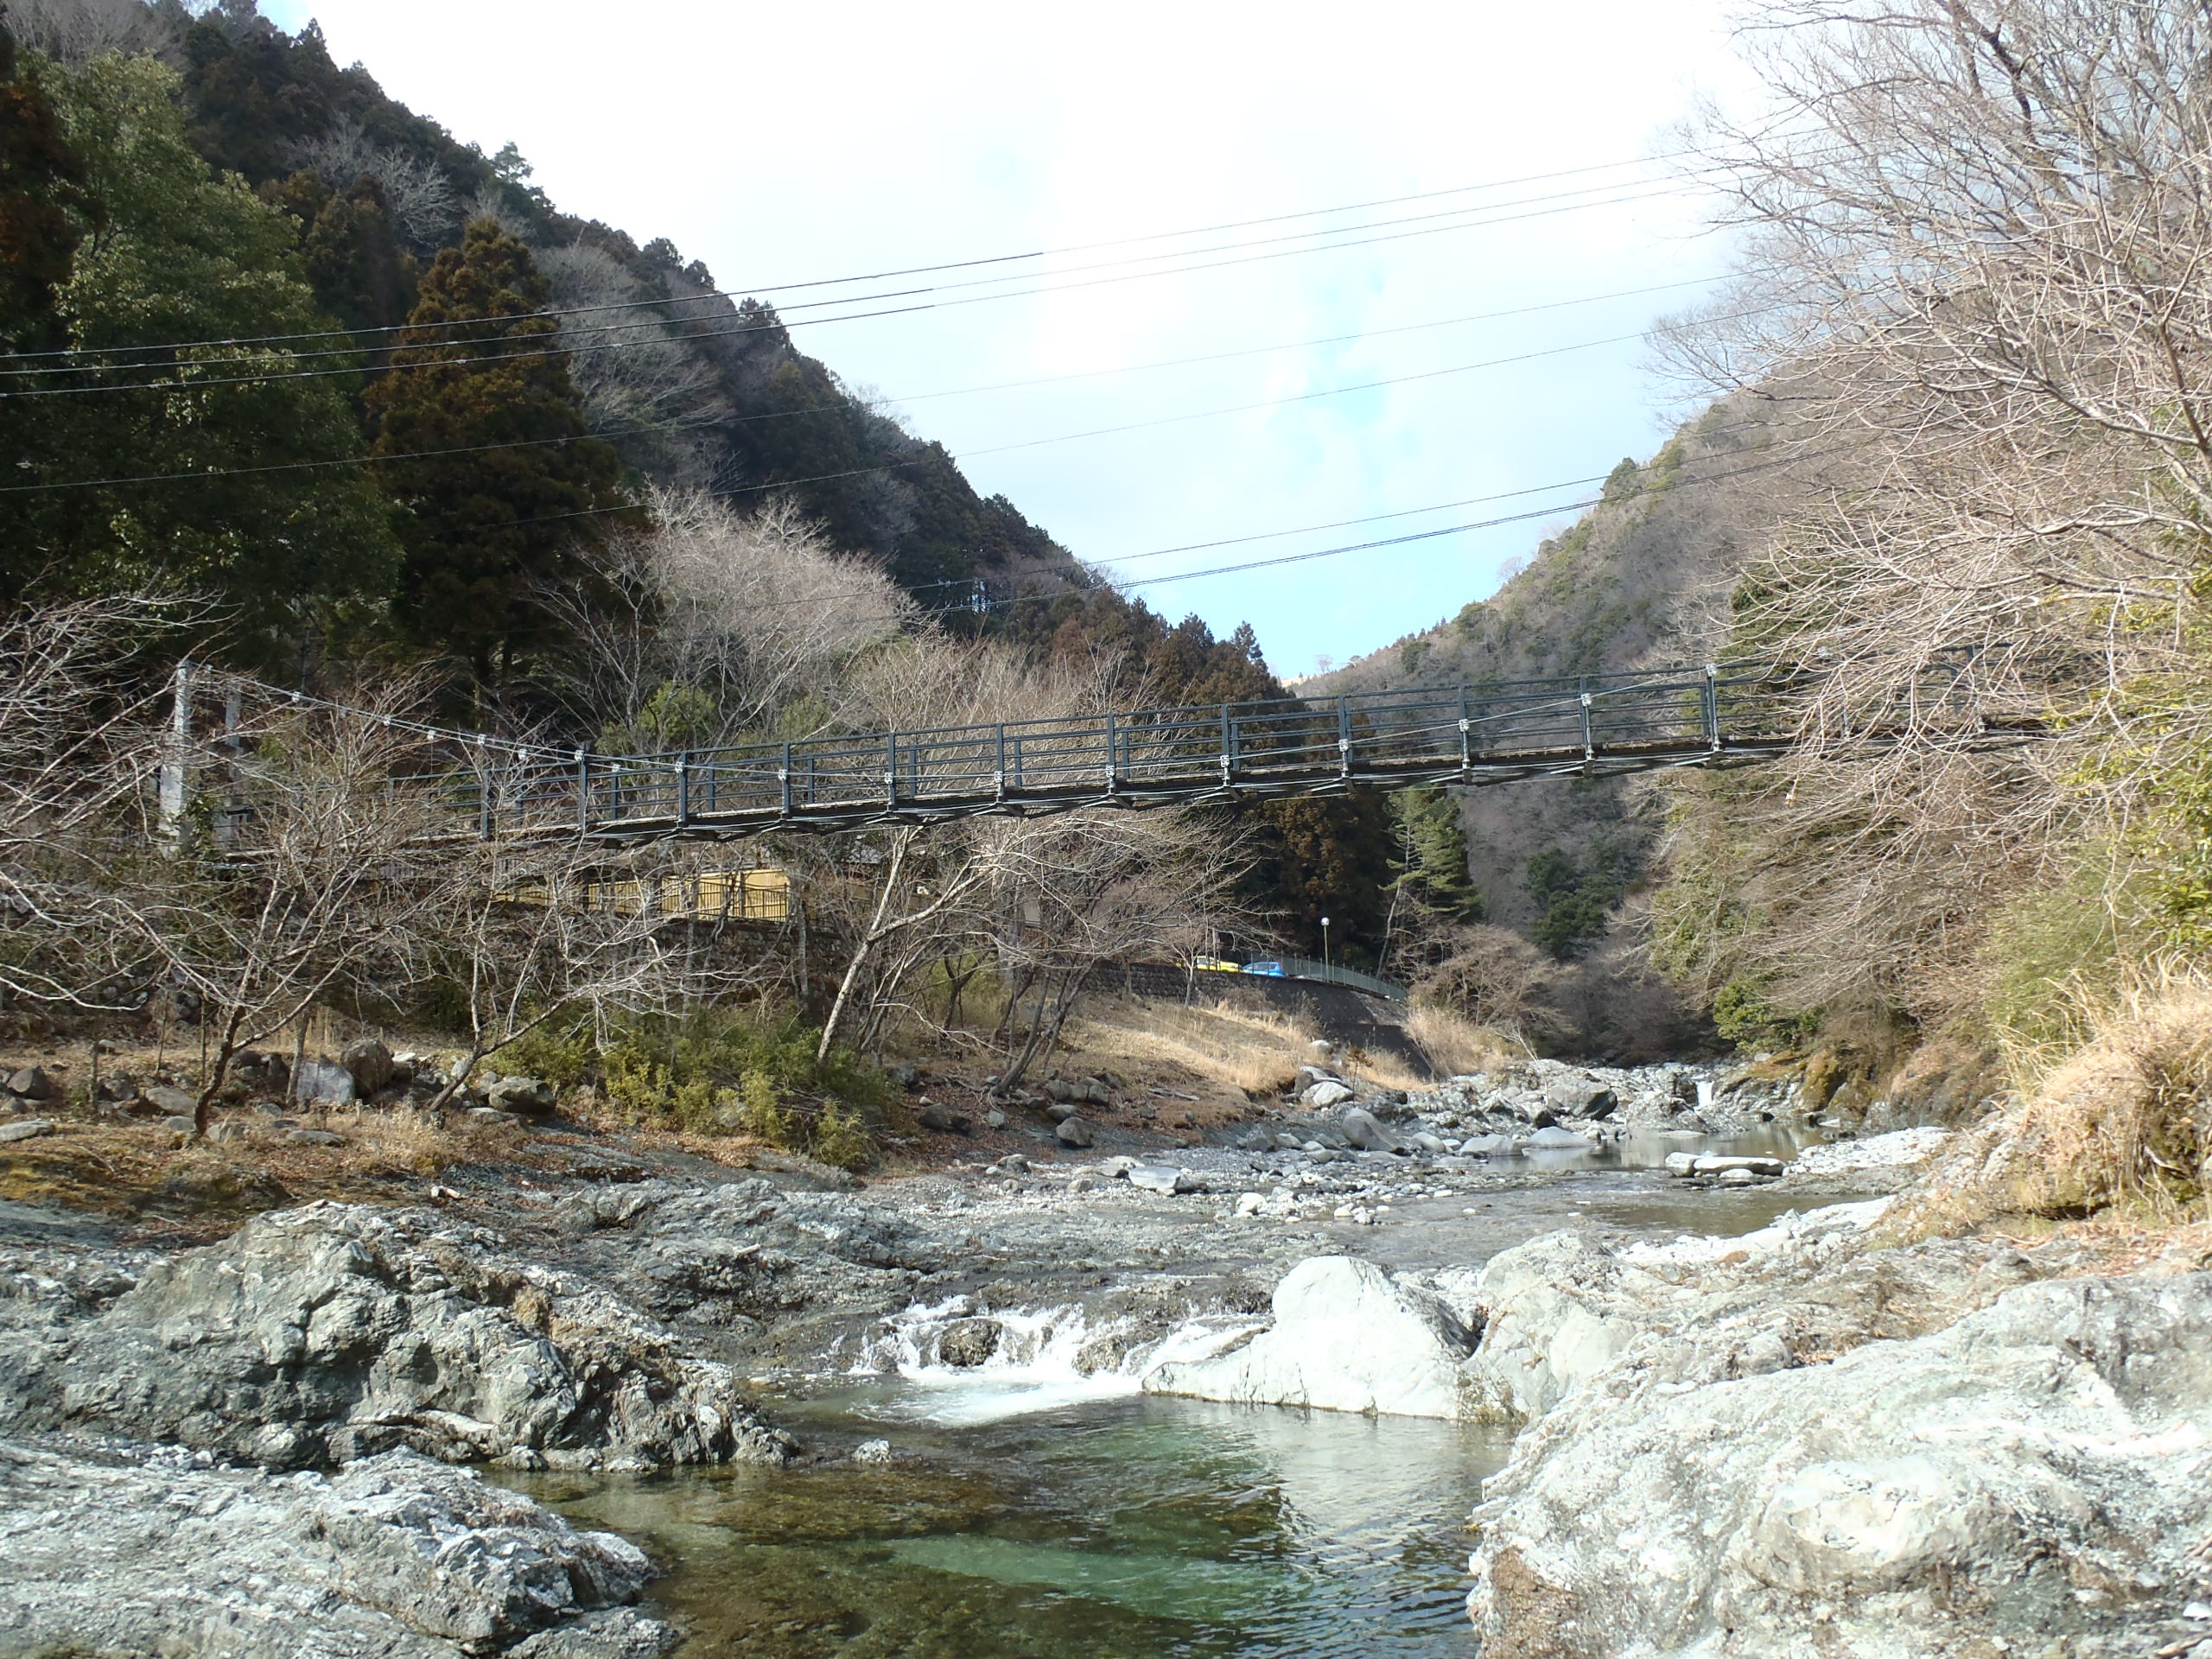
[3,1048,2206,1657]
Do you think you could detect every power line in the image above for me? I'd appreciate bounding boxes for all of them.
[201,445,1807,759]
[2,147,1713,366]
[1,302,1762,497]
[0,178,1706,400]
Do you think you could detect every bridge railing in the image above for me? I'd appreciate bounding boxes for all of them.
[385,652,2042,841]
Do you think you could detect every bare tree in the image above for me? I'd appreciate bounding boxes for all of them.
[1653,0,2212,1015]
[535,244,723,469]
[103,681,447,1137]
[283,115,459,250]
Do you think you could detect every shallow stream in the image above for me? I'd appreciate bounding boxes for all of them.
[506,1138,1837,1656]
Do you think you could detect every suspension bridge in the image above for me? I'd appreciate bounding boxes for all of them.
[355,656,2042,842]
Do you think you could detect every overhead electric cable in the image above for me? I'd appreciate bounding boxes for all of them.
[0,146,1716,365]
[0,179,1710,398]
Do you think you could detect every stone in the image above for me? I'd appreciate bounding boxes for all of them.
[0,1117,55,1142]
[1545,1077,1619,1120]
[486,1076,557,1116]
[1688,1154,1787,1177]
[1525,1126,1594,1149]
[1409,1131,1447,1153]
[935,1318,1001,1367]
[1465,1271,2212,1659]
[1300,1079,1357,1110]
[1235,1192,1266,1217]
[984,1109,1007,1130]
[4,1066,56,1101]
[160,1115,196,1135]
[293,1058,357,1107]
[1128,1165,1198,1195]
[915,1103,972,1135]
[1460,1133,1515,1156]
[998,1154,1029,1173]
[853,1439,893,1465]
[1274,1133,1305,1151]
[1083,1078,1112,1106]
[1339,1108,1402,1152]
[134,1083,195,1118]
[288,1128,346,1147]
[469,1107,524,1127]
[1146,1255,1475,1418]
[1045,1079,1080,1103]
[1044,1100,1079,1123]
[341,1038,397,1096]
[0,1202,795,1471]
[1054,1116,1094,1148]
[1068,1174,1099,1193]
[0,1440,676,1659]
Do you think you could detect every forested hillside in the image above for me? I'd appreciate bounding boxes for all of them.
[1305,399,1815,1052]
[0,0,1390,959]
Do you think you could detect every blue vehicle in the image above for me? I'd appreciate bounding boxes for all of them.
[1240,959,1287,977]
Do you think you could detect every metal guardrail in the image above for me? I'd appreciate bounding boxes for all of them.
[399,656,2039,842]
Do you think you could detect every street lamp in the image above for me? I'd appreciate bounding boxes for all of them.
[1320,915,1332,976]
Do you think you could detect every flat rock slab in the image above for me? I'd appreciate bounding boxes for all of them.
[0,1119,56,1143]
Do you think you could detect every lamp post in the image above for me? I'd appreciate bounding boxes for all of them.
[1320,915,1332,977]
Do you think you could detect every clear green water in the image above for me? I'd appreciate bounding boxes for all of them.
[506,1388,1512,1657]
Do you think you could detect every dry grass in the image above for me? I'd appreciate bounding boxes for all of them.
[1904,970,2212,1231]
[1065,995,1320,1100]
[1404,1005,1520,1078]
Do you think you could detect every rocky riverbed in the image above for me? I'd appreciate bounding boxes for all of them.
[3,1058,2207,1657]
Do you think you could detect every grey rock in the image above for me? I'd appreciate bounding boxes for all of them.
[292,1059,357,1107]
[1045,1079,1081,1104]
[0,1201,795,1471]
[1467,1268,2212,1659]
[134,1083,196,1118]
[1545,1077,1619,1120]
[1300,1079,1357,1110]
[935,1318,1001,1367]
[998,1154,1029,1173]
[852,1439,894,1465]
[1409,1131,1447,1154]
[160,1114,195,1135]
[1525,1126,1594,1149]
[1127,1166,1197,1195]
[4,1066,57,1102]
[1054,1116,1094,1148]
[915,1103,972,1135]
[984,1109,1007,1130]
[1083,1078,1112,1106]
[1044,1100,1079,1123]
[0,1117,55,1142]
[486,1076,556,1116]
[468,1107,524,1128]
[0,1440,675,1659]
[341,1038,397,1097]
[287,1128,346,1147]
[1338,1108,1401,1152]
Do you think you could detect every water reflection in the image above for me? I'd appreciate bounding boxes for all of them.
[504,1390,1508,1658]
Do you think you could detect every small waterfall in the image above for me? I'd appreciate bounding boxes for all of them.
[850,1294,1263,1425]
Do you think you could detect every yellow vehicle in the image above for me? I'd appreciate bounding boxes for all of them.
[1192,956,1243,973]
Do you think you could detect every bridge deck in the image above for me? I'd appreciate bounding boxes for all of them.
[411,661,2037,841]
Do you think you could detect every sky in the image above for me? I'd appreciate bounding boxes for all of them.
[263,0,1759,678]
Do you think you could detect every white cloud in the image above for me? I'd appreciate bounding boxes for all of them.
[270,0,1757,674]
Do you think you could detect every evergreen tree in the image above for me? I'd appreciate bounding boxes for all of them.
[364,219,631,682]
[1388,787,1484,923]
[0,49,395,647]
[0,18,85,350]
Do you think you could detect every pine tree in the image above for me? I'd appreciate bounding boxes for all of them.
[364,219,631,683]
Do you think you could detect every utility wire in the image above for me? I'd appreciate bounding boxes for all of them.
[198,446,1802,760]
[3,147,1716,365]
[0,171,1720,381]
[1,302,1764,496]
[0,179,1706,399]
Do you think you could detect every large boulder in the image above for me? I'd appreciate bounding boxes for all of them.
[1544,1077,1618,1120]
[0,1201,792,1472]
[341,1039,397,1097]
[1458,1231,1657,1425]
[1145,1255,1476,1418]
[0,1440,675,1658]
[1467,1271,2212,1659]
[292,1059,357,1107]
[3,1066,56,1103]
[1339,1107,1402,1152]
[1300,1079,1356,1110]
